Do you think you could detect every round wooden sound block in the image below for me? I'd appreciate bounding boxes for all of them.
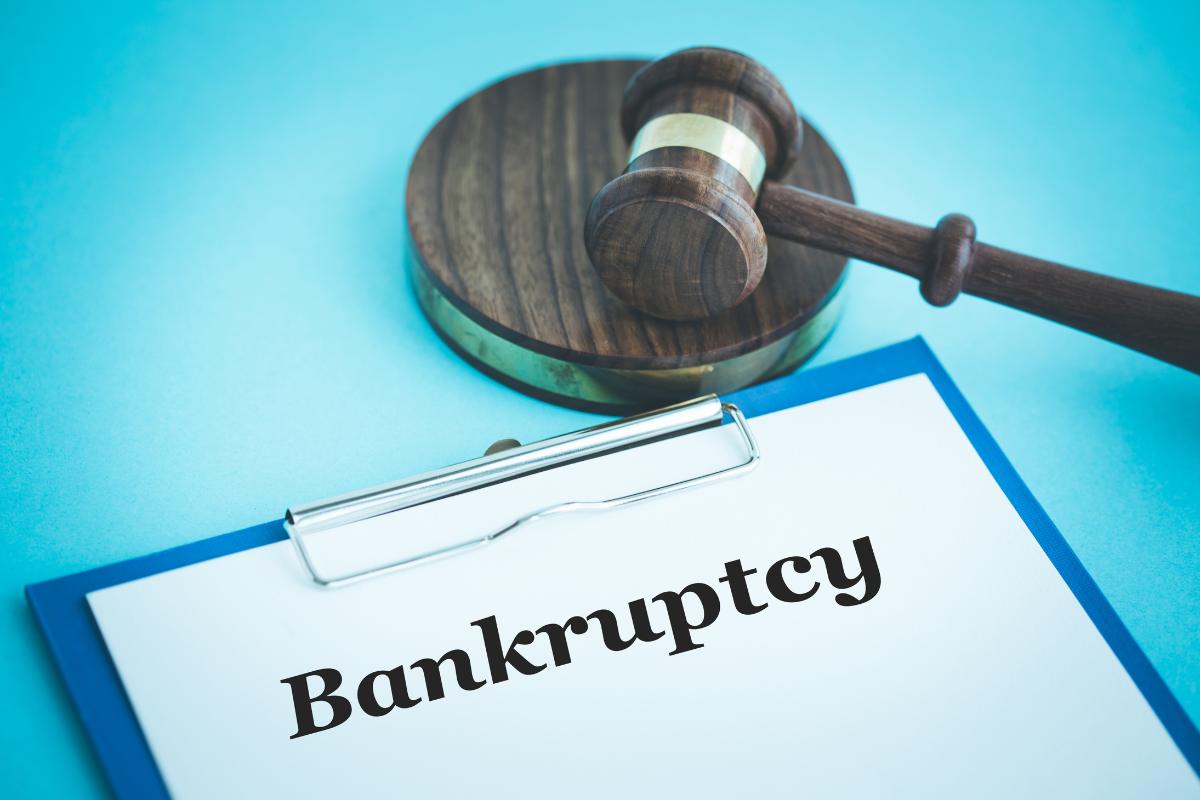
[406,60,854,413]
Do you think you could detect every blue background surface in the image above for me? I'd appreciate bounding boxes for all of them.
[2,1,1197,796]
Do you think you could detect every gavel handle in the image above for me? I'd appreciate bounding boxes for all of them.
[757,180,1200,374]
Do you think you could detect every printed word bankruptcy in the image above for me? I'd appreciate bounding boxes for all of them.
[281,537,881,739]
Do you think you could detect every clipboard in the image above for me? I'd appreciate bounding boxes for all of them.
[26,338,1200,799]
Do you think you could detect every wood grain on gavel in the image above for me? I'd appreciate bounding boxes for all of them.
[585,47,1200,373]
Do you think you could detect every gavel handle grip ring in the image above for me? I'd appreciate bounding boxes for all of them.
[756,180,1200,374]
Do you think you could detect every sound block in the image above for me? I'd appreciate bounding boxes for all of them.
[406,59,853,413]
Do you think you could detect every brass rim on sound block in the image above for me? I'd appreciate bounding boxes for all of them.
[409,241,847,413]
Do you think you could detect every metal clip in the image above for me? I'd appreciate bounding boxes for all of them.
[284,395,759,588]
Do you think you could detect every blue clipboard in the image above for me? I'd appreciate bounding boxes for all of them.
[26,337,1200,798]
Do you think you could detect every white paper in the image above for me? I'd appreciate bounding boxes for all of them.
[88,375,1200,799]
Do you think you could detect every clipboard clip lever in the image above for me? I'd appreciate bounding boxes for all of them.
[284,395,759,588]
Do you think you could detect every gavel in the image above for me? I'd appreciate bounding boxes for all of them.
[585,47,1200,374]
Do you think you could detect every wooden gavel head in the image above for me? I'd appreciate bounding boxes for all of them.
[584,47,802,320]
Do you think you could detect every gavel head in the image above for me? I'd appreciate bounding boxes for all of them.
[585,47,802,321]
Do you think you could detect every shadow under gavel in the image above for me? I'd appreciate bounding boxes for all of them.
[585,47,1200,374]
